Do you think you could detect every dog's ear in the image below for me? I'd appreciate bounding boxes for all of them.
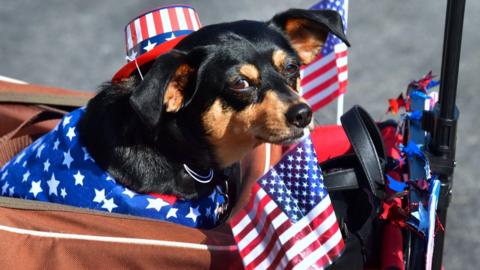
[268,9,350,64]
[129,50,196,128]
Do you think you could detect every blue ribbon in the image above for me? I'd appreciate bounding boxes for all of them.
[386,174,407,192]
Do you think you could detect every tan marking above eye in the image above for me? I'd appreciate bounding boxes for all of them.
[239,64,260,83]
[272,50,287,71]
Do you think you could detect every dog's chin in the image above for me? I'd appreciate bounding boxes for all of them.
[256,129,306,146]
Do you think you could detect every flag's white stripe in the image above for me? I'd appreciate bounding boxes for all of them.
[292,229,343,270]
[279,197,331,244]
[232,188,267,235]
[188,8,199,30]
[301,67,337,95]
[237,199,277,251]
[307,82,340,105]
[160,9,172,33]
[176,7,188,30]
[301,53,335,78]
[237,224,260,251]
[0,224,237,251]
[242,212,289,266]
[145,13,157,38]
[254,232,290,270]
[338,71,348,82]
[126,26,133,50]
[336,55,347,67]
[282,211,338,263]
[134,19,143,43]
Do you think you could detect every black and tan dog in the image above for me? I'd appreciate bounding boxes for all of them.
[79,9,349,204]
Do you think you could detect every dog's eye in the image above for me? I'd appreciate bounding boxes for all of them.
[284,63,299,76]
[230,79,251,91]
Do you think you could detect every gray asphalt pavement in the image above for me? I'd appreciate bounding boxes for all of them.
[1,1,479,269]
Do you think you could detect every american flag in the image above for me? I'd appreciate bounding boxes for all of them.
[229,137,344,270]
[300,0,349,111]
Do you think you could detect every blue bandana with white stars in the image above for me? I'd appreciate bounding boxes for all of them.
[0,108,227,229]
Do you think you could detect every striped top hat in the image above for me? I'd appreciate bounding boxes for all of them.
[113,5,201,81]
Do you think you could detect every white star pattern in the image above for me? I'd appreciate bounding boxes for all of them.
[146,198,169,212]
[73,171,84,186]
[46,173,60,196]
[62,116,72,127]
[60,188,67,199]
[127,50,138,61]
[53,139,60,150]
[82,147,94,161]
[29,180,43,198]
[1,182,9,195]
[36,144,46,158]
[43,159,51,172]
[22,171,30,182]
[93,189,106,203]
[143,40,157,52]
[122,188,136,199]
[186,206,201,223]
[257,138,327,222]
[66,127,76,141]
[101,198,118,213]
[166,208,178,219]
[165,32,176,41]
[63,150,74,168]
[1,170,8,181]
[0,108,225,228]
[14,151,26,164]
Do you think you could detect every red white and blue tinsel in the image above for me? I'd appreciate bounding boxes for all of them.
[0,108,227,229]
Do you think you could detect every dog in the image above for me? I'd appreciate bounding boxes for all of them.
[0,8,348,228]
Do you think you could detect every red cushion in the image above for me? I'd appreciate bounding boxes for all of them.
[311,125,352,163]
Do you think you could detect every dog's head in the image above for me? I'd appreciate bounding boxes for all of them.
[129,9,349,168]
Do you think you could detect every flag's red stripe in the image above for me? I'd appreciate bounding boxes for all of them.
[152,11,163,34]
[266,205,336,270]
[168,8,180,31]
[303,75,338,100]
[129,23,137,47]
[311,239,345,269]
[301,59,337,85]
[239,207,283,258]
[139,16,149,40]
[335,50,348,59]
[312,236,345,268]
[339,80,348,90]
[337,64,348,75]
[234,194,274,242]
[310,89,342,111]
[183,8,194,30]
[283,221,341,270]
[245,215,292,269]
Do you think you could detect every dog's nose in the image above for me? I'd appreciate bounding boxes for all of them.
[286,103,312,128]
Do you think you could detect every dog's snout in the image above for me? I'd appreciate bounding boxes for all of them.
[285,103,312,128]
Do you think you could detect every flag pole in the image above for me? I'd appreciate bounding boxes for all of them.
[336,0,348,125]
[336,93,344,125]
